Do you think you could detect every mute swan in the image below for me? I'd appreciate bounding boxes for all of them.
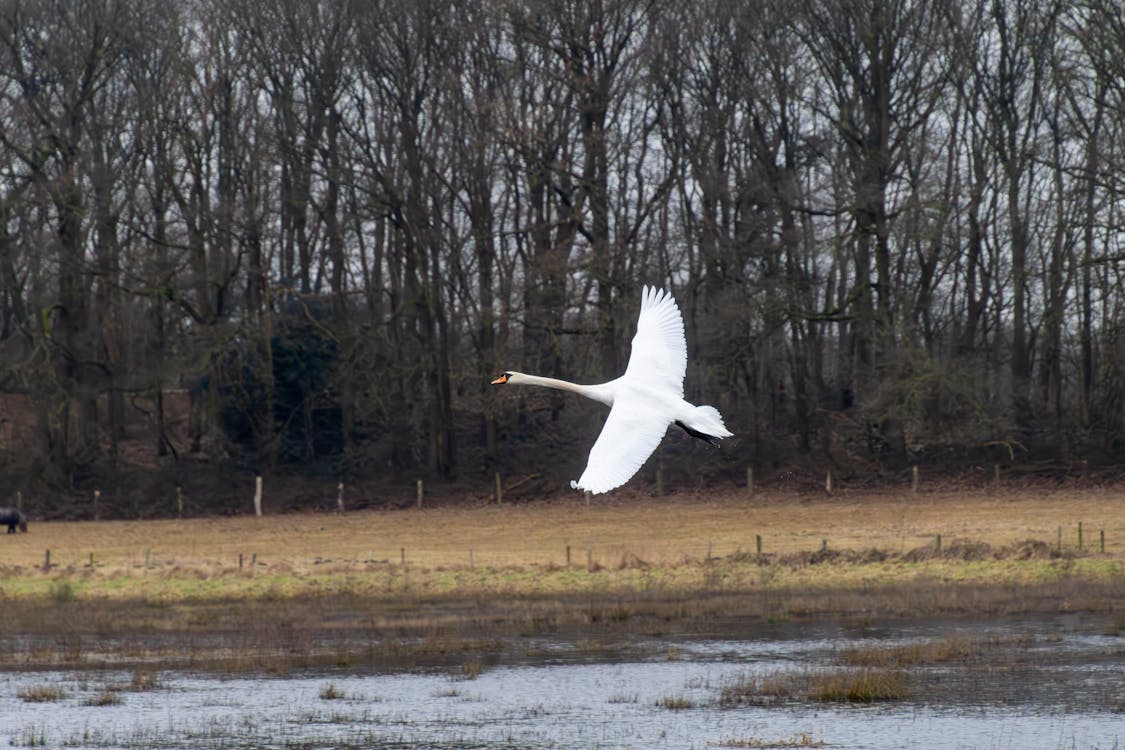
[492,286,732,494]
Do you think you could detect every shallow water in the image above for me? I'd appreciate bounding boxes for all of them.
[5,615,1122,750]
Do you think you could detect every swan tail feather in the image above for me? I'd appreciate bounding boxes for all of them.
[681,405,733,442]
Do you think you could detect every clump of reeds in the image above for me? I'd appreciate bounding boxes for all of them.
[655,694,694,710]
[319,683,346,700]
[18,684,68,702]
[839,635,982,667]
[84,691,123,707]
[720,668,908,706]
[129,669,163,691]
[719,672,799,706]
[18,726,47,747]
[49,580,76,603]
[805,668,909,702]
[715,733,824,748]
[457,660,483,680]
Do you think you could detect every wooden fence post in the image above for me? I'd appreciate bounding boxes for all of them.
[416,480,423,509]
[94,489,101,521]
[755,534,762,556]
[43,549,50,571]
[337,482,345,513]
[825,469,833,496]
[584,490,591,507]
[176,486,183,518]
[253,476,263,517]
[1100,529,1105,553]
[495,473,503,505]
[935,533,942,553]
[912,466,919,494]
[746,466,754,498]
[1078,521,1083,551]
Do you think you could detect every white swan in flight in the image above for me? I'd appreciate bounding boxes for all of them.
[492,286,732,494]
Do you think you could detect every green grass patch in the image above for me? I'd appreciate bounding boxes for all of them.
[1,554,1120,606]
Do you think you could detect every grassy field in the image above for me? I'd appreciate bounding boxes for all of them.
[0,485,1121,597]
[0,485,1121,672]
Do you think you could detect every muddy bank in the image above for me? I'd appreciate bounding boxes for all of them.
[1,573,1121,674]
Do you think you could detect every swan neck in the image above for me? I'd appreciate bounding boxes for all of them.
[516,374,587,394]
[510,373,611,404]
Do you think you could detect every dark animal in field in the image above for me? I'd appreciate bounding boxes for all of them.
[0,507,27,533]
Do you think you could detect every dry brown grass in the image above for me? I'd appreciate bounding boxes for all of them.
[720,668,911,705]
[2,486,1120,577]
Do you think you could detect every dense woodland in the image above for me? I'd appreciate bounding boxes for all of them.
[0,0,1123,516]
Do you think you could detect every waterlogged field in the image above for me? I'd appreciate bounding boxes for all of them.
[0,486,1122,749]
[3,617,1123,749]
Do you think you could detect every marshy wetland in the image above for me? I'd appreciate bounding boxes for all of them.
[1,487,1122,748]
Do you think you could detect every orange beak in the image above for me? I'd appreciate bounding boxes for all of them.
[491,374,508,385]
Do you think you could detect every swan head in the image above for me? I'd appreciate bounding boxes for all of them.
[491,371,528,385]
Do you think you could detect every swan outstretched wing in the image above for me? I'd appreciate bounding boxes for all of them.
[571,394,670,495]
[623,286,687,396]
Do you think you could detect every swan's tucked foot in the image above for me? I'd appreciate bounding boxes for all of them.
[675,420,722,448]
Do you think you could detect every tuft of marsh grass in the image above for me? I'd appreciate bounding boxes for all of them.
[656,694,694,710]
[713,733,824,748]
[457,660,483,680]
[607,692,638,703]
[18,726,48,747]
[805,668,910,702]
[1106,612,1125,637]
[84,690,124,706]
[839,636,982,667]
[49,580,76,603]
[719,672,799,706]
[721,668,909,706]
[318,683,346,700]
[128,669,163,691]
[18,684,68,702]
